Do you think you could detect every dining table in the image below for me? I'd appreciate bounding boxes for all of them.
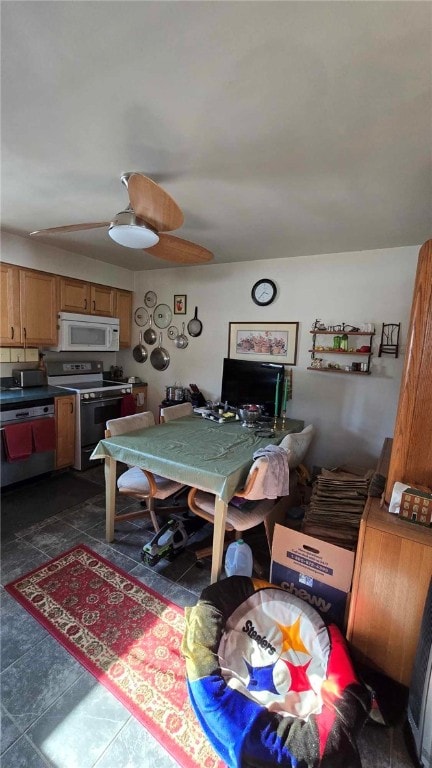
[90,413,304,583]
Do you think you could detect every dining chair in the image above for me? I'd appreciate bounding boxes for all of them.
[105,411,187,532]
[187,454,285,574]
[160,402,194,422]
[279,424,314,479]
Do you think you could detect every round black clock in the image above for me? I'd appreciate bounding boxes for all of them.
[251,279,277,306]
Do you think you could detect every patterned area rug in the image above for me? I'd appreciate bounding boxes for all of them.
[5,544,223,768]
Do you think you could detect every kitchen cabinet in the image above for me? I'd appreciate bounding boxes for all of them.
[0,265,58,347]
[59,277,116,316]
[0,263,20,345]
[347,438,432,686]
[1,264,132,349]
[19,269,59,346]
[55,395,76,469]
[132,384,148,413]
[115,290,132,348]
[308,330,374,374]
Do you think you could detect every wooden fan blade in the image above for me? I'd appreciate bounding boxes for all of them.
[146,234,213,264]
[127,174,184,232]
[30,222,110,236]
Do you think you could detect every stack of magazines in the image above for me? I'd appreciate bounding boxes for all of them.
[303,467,373,549]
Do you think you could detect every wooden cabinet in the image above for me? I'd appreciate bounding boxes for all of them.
[19,269,58,346]
[90,284,116,316]
[59,277,115,316]
[308,330,374,374]
[115,290,132,348]
[385,239,432,501]
[347,439,432,686]
[1,264,133,349]
[132,384,148,413]
[0,263,20,345]
[0,265,58,347]
[59,277,91,313]
[55,396,76,469]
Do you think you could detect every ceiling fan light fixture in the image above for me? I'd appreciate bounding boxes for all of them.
[108,210,159,249]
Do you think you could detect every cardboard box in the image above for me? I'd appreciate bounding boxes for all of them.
[270,525,355,629]
[399,486,432,526]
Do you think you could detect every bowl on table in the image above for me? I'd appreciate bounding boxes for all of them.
[238,404,262,427]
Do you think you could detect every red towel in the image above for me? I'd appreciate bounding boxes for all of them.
[32,418,56,453]
[3,423,33,462]
[120,394,136,417]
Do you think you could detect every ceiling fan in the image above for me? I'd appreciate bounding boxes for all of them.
[30,172,213,264]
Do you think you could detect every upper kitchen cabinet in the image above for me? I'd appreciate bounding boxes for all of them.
[19,269,59,346]
[115,290,132,348]
[0,265,58,347]
[0,263,21,345]
[59,277,91,314]
[60,277,115,316]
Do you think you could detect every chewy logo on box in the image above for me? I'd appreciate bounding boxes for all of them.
[270,525,355,629]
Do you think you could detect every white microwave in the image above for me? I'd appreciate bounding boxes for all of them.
[50,312,120,352]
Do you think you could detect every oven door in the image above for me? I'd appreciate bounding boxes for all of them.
[79,395,124,470]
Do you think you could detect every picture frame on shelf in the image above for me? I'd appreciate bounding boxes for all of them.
[174,295,187,315]
[228,322,299,365]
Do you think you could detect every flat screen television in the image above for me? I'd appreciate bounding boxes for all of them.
[220,358,285,417]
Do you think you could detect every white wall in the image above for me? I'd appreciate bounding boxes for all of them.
[119,245,419,471]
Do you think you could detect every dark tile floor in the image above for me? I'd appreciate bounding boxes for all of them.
[1,466,420,768]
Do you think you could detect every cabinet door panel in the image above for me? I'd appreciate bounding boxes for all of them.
[115,290,132,347]
[60,278,91,313]
[55,396,76,468]
[90,285,115,316]
[0,263,21,345]
[19,270,58,346]
[350,527,432,685]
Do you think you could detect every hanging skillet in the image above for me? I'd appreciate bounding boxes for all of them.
[187,306,203,337]
[174,322,189,349]
[143,314,157,345]
[132,332,148,363]
[150,333,170,371]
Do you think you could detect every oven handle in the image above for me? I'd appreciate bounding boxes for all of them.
[80,396,126,405]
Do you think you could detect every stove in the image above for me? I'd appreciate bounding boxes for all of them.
[46,361,132,470]
[46,361,131,400]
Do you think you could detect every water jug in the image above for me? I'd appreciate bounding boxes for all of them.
[225,539,253,577]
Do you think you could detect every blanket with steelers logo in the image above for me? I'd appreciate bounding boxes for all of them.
[182,576,371,768]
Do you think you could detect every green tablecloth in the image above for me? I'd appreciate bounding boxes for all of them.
[91,415,304,502]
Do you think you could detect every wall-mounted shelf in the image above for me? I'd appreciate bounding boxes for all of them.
[309,329,375,375]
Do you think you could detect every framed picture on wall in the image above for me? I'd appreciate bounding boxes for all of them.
[228,322,299,365]
[174,295,187,315]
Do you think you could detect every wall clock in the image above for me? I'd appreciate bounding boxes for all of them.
[251,279,277,306]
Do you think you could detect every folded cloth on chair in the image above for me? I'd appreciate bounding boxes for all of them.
[252,444,289,497]
[32,418,56,452]
[120,394,136,417]
[3,423,33,462]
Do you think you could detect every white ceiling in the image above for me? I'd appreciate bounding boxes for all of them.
[1,1,431,272]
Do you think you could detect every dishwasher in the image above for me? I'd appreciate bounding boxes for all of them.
[0,399,56,487]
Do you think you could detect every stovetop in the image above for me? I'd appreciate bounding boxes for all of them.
[54,379,126,392]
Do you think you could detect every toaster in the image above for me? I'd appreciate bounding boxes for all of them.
[12,369,45,388]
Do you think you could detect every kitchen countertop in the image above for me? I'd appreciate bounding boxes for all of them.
[0,386,74,406]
